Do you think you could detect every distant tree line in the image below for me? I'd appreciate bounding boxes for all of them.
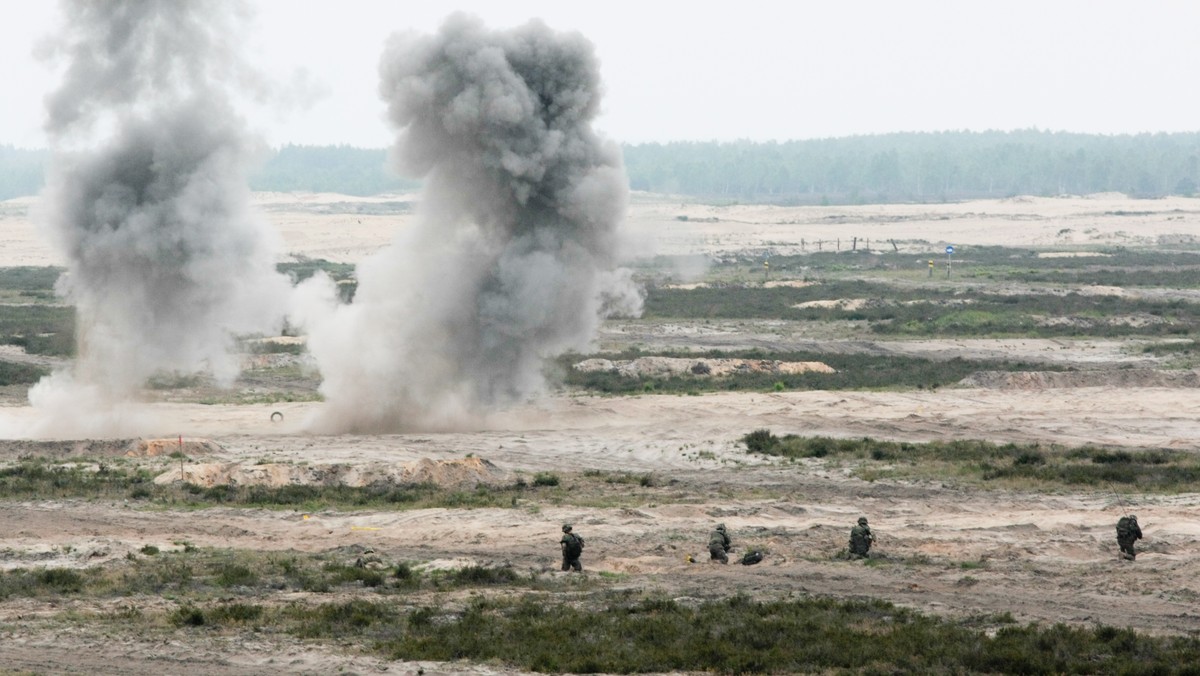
[4,131,1200,203]
[623,131,1200,204]
[0,146,47,201]
[250,144,420,196]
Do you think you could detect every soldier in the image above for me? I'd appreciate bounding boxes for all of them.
[849,517,875,559]
[560,524,584,572]
[354,548,386,570]
[1116,514,1143,560]
[709,523,732,564]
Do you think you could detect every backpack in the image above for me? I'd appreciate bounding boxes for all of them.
[1116,517,1135,538]
[740,550,764,566]
[565,533,584,558]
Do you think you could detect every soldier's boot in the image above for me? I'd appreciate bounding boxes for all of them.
[1121,551,1136,561]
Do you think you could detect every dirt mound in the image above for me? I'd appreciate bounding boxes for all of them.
[574,357,834,377]
[961,369,1200,389]
[127,438,222,457]
[153,456,507,488]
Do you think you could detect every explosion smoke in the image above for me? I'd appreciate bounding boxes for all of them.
[298,14,642,431]
[30,0,290,434]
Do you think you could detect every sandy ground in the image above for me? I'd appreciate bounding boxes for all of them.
[3,192,1200,673]
[4,191,1200,266]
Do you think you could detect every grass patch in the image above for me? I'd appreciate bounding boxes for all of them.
[0,359,48,385]
[0,266,63,292]
[286,595,1200,674]
[561,348,1056,394]
[0,548,535,602]
[741,431,1200,491]
[11,544,1200,673]
[644,279,1200,338]
[0,458,665,510]
[0,304,75,357]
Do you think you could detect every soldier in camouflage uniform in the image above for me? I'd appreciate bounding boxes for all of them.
[560,524,584,572]
[709,523,732,564]
[849,517,875,559]
[1116,514,1142,560]
[354,548,387,570]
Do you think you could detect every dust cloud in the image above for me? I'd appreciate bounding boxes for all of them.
[296,14,642,432]
[26,0,291,435]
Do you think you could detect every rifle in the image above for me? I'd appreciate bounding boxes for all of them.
[1110,482,1130,519]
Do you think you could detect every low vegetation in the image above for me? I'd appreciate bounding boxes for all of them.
[272,257,359,302]
[28,569,1200,674]
[743,431,1200,491]
[561,348,1058,394]
[644,279,1200,338]
[0,458,673,510]
[6,543,1198,673]
[0,303,75,357]
[0,359,47,386]
[0,548,531,602]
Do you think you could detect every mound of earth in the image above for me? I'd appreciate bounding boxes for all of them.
[127,438,222,457]
[961,369,1200,389]
[153,456,507,488]
[574,356,834,377]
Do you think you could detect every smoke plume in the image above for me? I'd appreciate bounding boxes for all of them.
[299,14,641,431]
[30,0,290,434]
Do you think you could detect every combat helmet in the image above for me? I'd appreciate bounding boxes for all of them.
[716,523,726,531]
[858,517,868,526]
[562,524,572,533]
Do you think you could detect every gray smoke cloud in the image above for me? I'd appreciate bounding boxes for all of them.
[28,0,291,435]
[297,14,642,432]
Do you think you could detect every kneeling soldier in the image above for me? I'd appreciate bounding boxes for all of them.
[849,517,875,559]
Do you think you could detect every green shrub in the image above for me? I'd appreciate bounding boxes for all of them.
[170,605,206,627]
[36,568,84,593]
[215,563,258,588]
[532,472,560,487]
[743,429,777,453]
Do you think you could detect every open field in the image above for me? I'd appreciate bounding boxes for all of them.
[2,192,1200,673]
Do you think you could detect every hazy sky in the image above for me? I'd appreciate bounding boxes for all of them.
[3,0,1199,148]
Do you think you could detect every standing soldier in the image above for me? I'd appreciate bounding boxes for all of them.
[849,517,875,559]
[560,524,584,572]
[708,523,732,564]
[1116,514,1142,560]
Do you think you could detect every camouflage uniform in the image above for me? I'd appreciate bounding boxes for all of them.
[708,524,732,564]
[560,524,584,572]
[849,517,875,559]
[354,548,388,571]
[1116,515,1142,560]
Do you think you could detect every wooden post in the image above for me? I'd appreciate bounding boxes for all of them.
[852,237,857,251]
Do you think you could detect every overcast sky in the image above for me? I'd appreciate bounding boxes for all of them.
[3,0,1199,148]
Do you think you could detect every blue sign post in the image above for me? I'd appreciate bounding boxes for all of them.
[945,245,955,278]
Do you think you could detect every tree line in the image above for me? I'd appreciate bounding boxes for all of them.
[623,130,1200,203]
[4,130,1200,203]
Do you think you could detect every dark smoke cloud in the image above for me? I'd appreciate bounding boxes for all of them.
[297,14,641,431]
[29,0,290,434]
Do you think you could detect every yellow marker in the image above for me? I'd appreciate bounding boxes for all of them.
[302,514,311,520]
[350,526,381,531]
